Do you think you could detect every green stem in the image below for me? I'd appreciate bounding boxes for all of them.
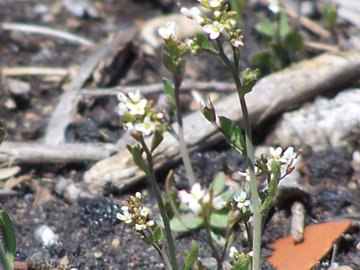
[141,139,179,270]
[174,74,195,186]
[216,40,262,270]
[203,206,223,270]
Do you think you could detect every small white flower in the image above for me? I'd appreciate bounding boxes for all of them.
[117,92,129,103]
[231,39,243,48]
[140,208,149,217]
[203,21,224,39]
[117,208,133,224]
[229,246,238,258]
[118,102,128,116]
[135,192,142,199]
[180,7,204,24]
[135,224,147,231]
[129,91,141,103]
[209,0,223,8]
[158,21,176,40]
[238,166,258,182]
[178,183,205,215]
[146,220,155,227]
[268,0,280,14]
[134,116,156,136]
[127,99,147,116]
[124,122,134,131]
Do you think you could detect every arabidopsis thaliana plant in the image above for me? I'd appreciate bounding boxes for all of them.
[203,21,224,39]
[158,21,176,40]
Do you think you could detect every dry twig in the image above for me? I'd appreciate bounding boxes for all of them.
[80,80,235,97]
[1,22,95,46]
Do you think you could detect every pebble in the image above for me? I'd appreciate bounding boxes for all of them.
[34,225,59,247]
[266,89,360,152]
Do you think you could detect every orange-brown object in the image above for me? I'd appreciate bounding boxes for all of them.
[268,221,352,270]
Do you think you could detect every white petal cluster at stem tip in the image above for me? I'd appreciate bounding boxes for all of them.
[203,21,224,39]
[158,21,176,40]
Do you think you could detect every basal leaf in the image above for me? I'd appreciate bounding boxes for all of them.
[170,214,203,233]
[183,241,199,270]
[210,212,228,229]
[211,171,226,194]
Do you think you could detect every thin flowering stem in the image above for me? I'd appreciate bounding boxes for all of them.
[174,74,195,186]
[215,39,262,270]
[203,191,223,270]
[139,137,179,270]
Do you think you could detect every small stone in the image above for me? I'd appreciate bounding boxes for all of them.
[111,238,121,248]
[34,225,59,247]
[93,251,103,259]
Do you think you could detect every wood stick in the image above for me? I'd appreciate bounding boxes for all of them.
[0,142,116,163]
[1,67,69,77]
[1,22,95,47]
[84,51,360,193]
[44,27,137,145]
[80,80,235,97]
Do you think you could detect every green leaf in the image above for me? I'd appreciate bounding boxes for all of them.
[323,3,338,29]
[211,172,226,194]
[162,78,176,104]
[284,30,303,53]
[210,213,228,229]
[218,116,245,154]
[170,214,203,233]
[210,231,226,246]
[183,241,199,270]
[279,12,291,39]
[142,234,155,245]
[0,121,6,145]
[232,256,251,270]
[196,33,218,54]
[154,226,163,243]
[0,211,16,270]
[255,17,276,37]
[163,50,177,74]
[151,128,164,153]
[129,145,148,173]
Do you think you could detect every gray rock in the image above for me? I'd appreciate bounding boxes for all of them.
[266,89,360,152]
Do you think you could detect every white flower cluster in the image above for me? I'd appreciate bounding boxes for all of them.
[178,183,224,215]
[158,0,243,49]
[117,192,155,231]
[267,146,298,176]
[233,190,252,214]
[181,0,243,46]
[117,91,163,136]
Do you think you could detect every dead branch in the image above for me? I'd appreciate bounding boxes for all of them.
[84,51,360,193]
[1,22,95,47]
[1,67,69,77]
[44,27,138,145]
[80,80,235,97]
[0,142,116,163]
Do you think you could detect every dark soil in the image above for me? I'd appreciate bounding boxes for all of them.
[1,1,360,270]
